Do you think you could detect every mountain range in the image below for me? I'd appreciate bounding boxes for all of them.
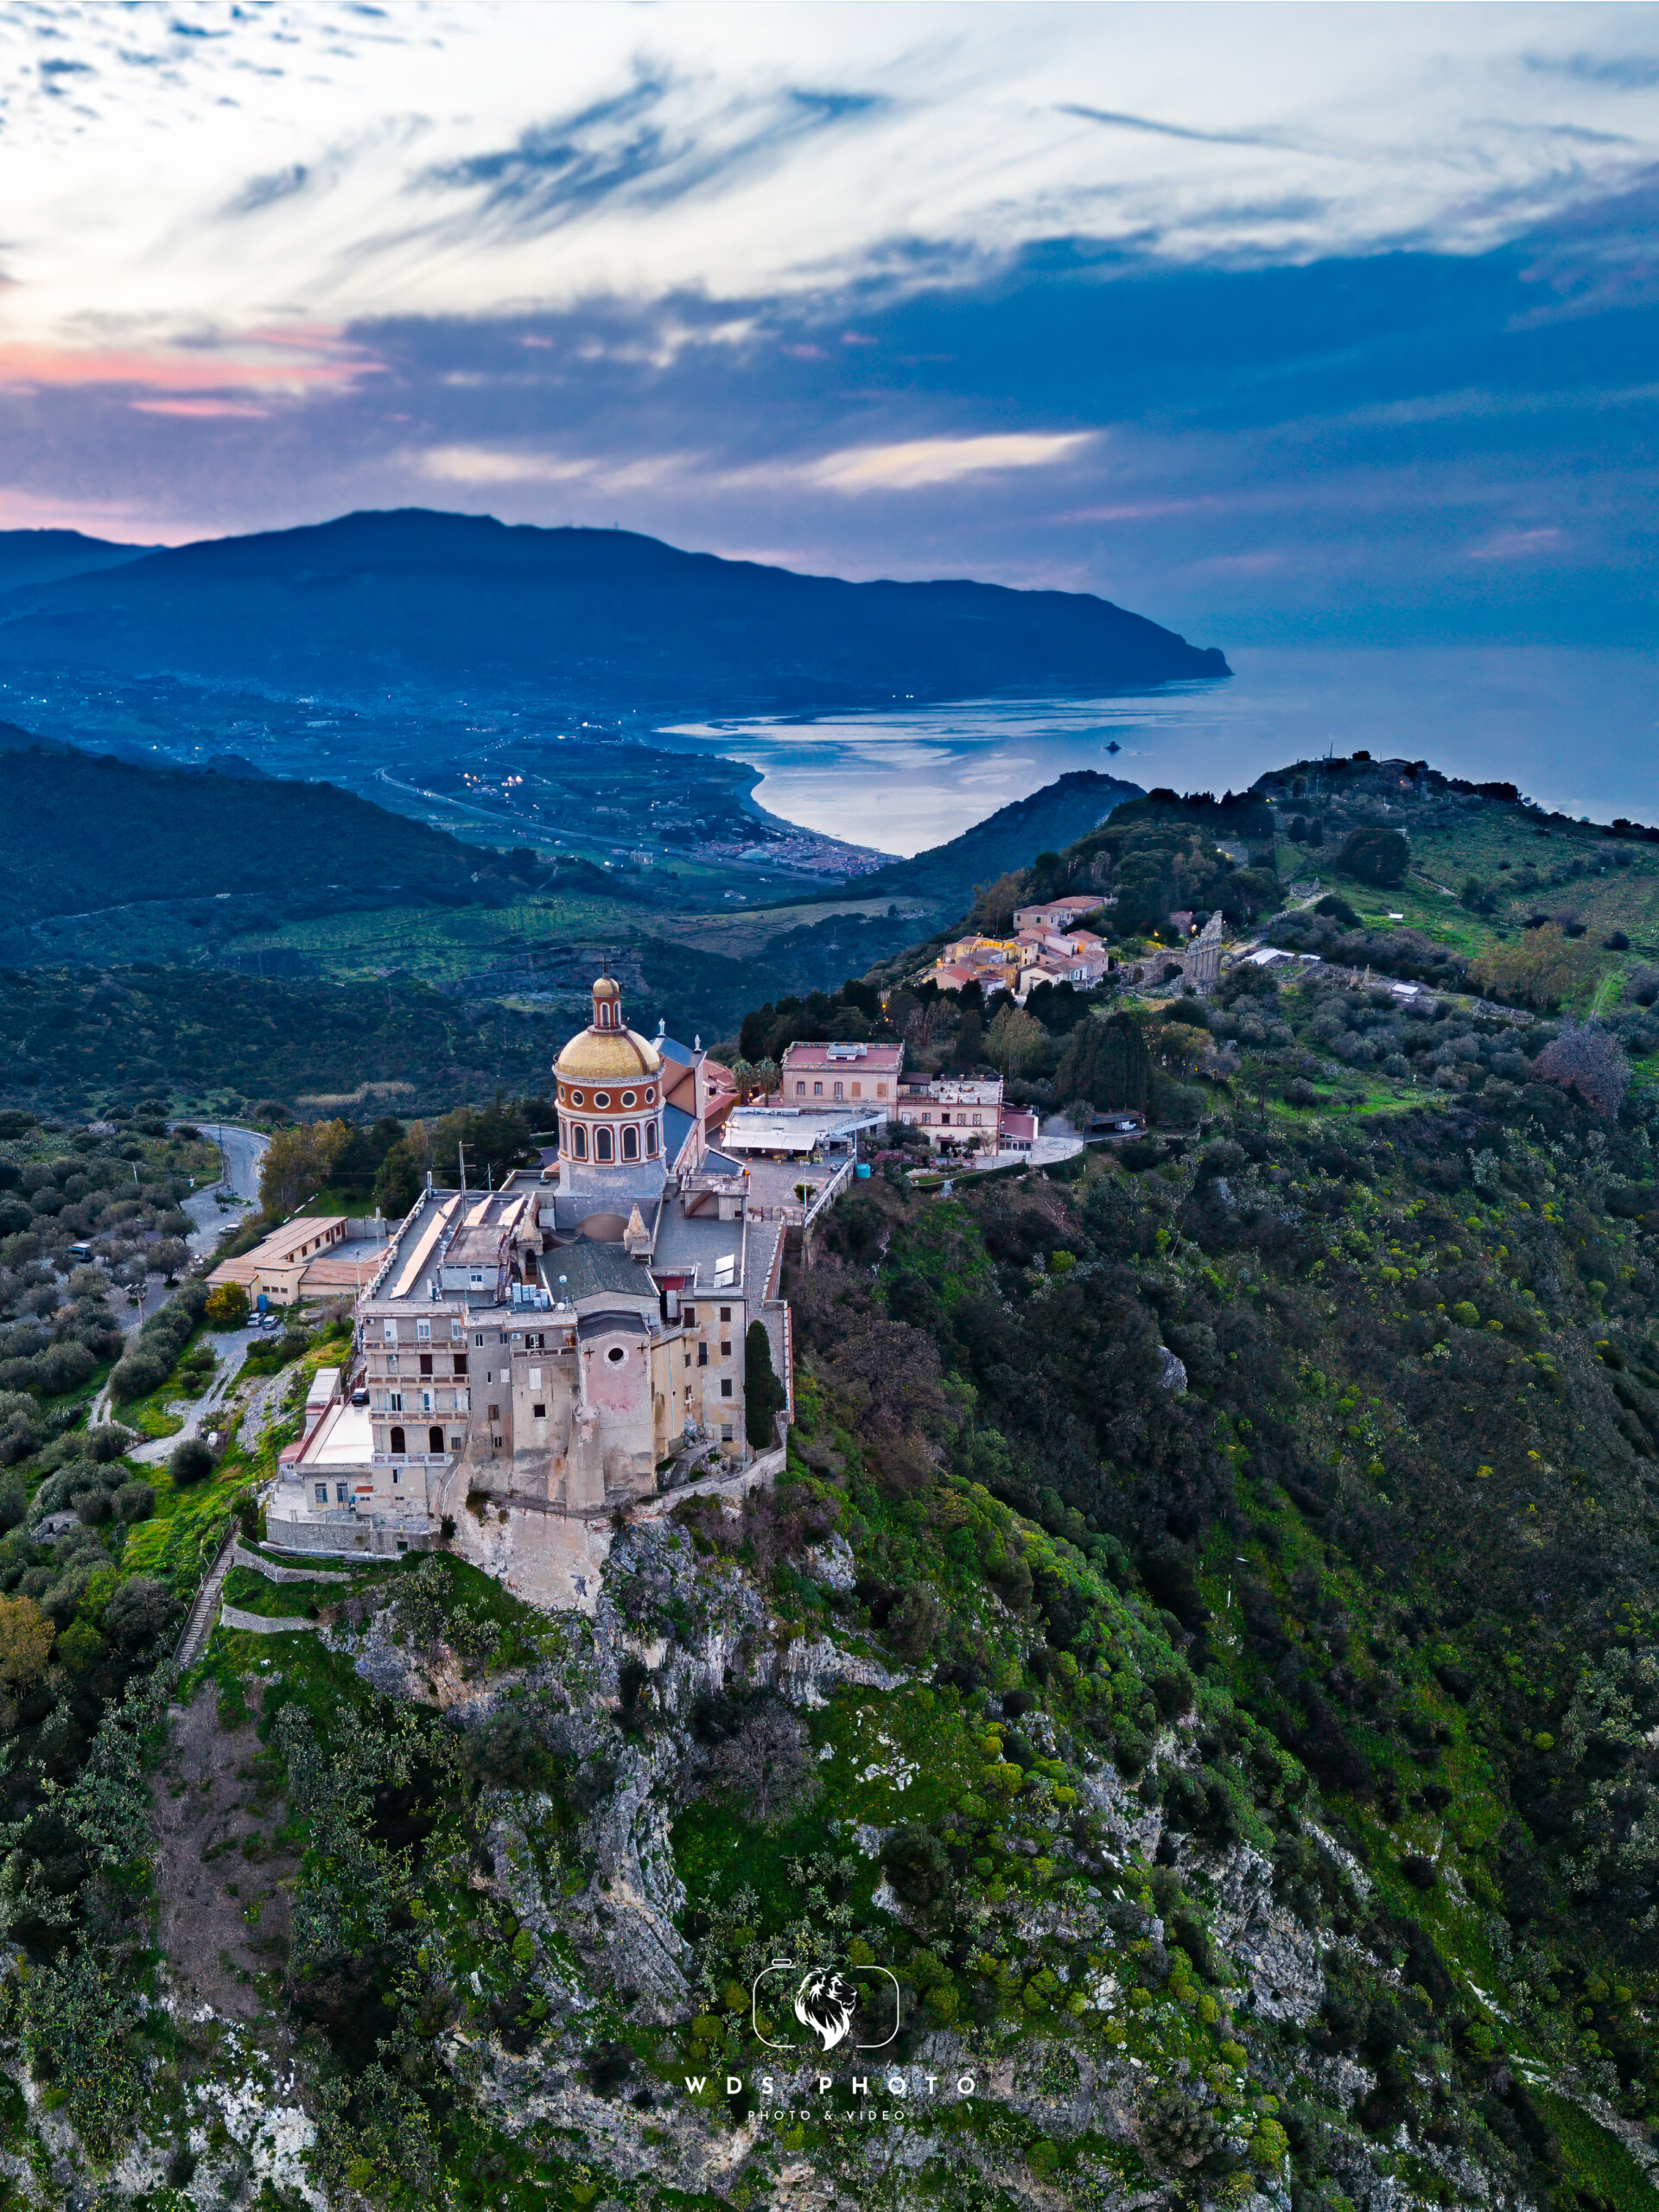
[0,507,1229,714]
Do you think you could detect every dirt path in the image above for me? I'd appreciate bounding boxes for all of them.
[154,1679,296,2022]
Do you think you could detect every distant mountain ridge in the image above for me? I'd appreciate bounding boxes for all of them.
[0,507,1229,713]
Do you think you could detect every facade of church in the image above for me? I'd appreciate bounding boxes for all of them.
[265,975,792,1607]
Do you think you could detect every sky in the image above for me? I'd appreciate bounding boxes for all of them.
[3,0,1659,649]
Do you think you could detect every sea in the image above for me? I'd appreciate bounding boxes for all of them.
[658,644,1659,860]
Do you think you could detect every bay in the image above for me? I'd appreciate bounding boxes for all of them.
[659,643,1659,858]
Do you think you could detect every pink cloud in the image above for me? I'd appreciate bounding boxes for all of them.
[0,333,380,396]
[130,397,271,418]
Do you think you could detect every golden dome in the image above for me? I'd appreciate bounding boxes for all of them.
[555,1025,664,1083]
[593,976,621,1001]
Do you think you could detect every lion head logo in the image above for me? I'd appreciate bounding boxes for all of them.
[793,1967,858,2052]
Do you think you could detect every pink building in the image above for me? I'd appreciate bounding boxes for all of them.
[1014,895,1110,932]
[779,1039,905,1109]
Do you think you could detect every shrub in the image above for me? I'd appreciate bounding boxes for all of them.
[0,1474,23,1532]
[168,1436,214,1487]
[1452,1301,1479,1327]
[114,1482,155,1524]
[881,1823,952,1911]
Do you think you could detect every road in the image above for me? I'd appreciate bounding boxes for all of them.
[179,1122,270,1263]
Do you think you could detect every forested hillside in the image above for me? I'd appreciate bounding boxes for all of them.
[0,756,1656,2209]
[0,741,523,939]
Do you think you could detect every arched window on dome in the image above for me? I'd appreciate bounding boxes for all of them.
[645,1121,658,1158]
[622,1124,639,1160]
[571,1123,587,1160]
[594,1125,613,1163]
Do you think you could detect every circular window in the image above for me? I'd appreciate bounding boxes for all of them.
[621,1090,637,1108]
[606,1344,626,1365]
[645,1086,655,1103]
[593,1091,610,1109]
[570,1090,584,1106]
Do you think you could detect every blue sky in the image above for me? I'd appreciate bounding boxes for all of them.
[3,1,1658,650]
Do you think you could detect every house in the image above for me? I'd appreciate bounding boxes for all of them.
[207,1213,353,1306]
[779,1039,904,1111]
[1014,895,1111,932]
[1001,1109,1039,1153]
[895,1071,1004,1156]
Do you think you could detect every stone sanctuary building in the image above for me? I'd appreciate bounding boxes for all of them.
[266,975,793,1607]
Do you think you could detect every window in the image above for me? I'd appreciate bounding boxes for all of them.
[386,1354,400,1375]
[383,1320,397,1344]
[720,1339,731,1358]
[475,1332,486,1347]
[795,1080,804,1095]
[813,1081,823,1096]
[420,1391,433,1413]
[418,1353,433,1376]
[720,1377,733,1397]
[315,1483,327,1504]
[429,1425,444,1453]
[488,1403,500,1422]
[645,1086,655,1103]
[572,1124,587,1159]
[607,1344,626,1365]
[697,1342,708,1366]
[594,1126,613,1162]
[721,1424,734,1442]
[621,1090,637,1108]
[532,1402,547,1420]
[646,1122,658,1157]
[451,1319,465,1340]
[720,1306,731,1321]
[571,1090,584,1106]
[386,1392,403,1413]
[453,1353,467,1376]
[336,1483,350,1503]
[973,1114,982,1127]
[528,1365,541,1389]
[416,1319,430,1342]
[852,1081,861,1096]
[449,1432,463,1451]
[594,1091,610,1109]
[622,1124,639,1160]
[876,1082,887,1097]
[683,1306,696,1325]
[392,1468,399,1484]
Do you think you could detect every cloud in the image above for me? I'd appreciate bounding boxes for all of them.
[800,432,1096,492]
[129,397,271,418]
[1467,525,1564,561]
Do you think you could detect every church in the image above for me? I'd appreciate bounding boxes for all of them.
[265,974,793,1608]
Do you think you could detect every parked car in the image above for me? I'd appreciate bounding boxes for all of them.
[351,1389,369,1407]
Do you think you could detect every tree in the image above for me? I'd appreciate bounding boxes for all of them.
[0,1593,54,1691]
[1531,1021,1630,1117]
[1056,1013,1150,1112]
[430,1096,534,1187]
[149,1237,190,1281]
[1337,827,1409,887]
[986,1003,1046,1077]
[1470,925,1598,1013]
[372,1141,423,1219]
[204,1281,250,1329]
[105,1575,177,1648]
[745,1322,787,1448]
[168,1436,214,1486]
